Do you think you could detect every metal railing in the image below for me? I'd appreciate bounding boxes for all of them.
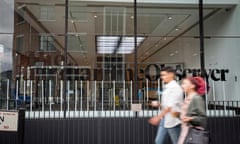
[0,79,240,119]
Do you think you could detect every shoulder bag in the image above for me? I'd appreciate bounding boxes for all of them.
[184,127,209,144]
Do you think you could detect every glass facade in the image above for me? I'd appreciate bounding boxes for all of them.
[0,0,240,117]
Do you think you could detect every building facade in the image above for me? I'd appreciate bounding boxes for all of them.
[0,0,240,118]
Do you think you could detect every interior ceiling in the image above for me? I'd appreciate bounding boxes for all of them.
[15,0,232,66]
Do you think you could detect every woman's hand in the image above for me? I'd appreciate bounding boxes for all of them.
[182,116,193,122]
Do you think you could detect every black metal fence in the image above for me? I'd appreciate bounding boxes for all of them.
[1,109,240,144]
[21,117,240,144]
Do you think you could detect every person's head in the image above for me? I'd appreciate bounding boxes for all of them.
[160,66,176,83]
[181,76,207,95]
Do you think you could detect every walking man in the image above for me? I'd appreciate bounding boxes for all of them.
[149,66,183,144]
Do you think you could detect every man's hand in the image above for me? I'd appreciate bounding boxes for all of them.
[150,101,160,108]
[171,111,180,118]
[148,115,162,126]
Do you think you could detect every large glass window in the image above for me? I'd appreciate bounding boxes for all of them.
[39,35,56,52]
[39,5,55,21]
[0,0,237,116]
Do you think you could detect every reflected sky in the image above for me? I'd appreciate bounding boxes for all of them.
[0,35,13,73]
[0,0,14,73]
[0,0,14,33]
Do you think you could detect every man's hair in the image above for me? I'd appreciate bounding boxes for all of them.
[160,66,176,75]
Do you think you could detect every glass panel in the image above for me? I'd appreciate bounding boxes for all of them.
[204,0,240,116]
[1,0,237,117]
[0,0,14,109]
[13,0,66,111]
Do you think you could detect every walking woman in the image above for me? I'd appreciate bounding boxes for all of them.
[177,76,208,144]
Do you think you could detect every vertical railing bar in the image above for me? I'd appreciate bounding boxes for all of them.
[24,80,26,103]
[123,80,126,110]
[41,80,44,112]
[143,84,146,110]
[204,78,208,111]
[6,79,9,110]
[158,78,160,113]
[80,80,83,111]
[227,101,230,116]
[102,80,104,111]
[113,80,115,112]
[16,80,19,109]
[222,81,226,115]
[94,81,97,111]
[232,101,234,117]
[214,100,216,116]
[75,80,77,112]
[30,80,33,112]
[237,101,238,117]
[130,80,132,105]
[87,81,89,111]
[146,79,149,109]
[60,80,63,112]
[49,80,52,112]
[67,80,70,112]
[212,79,216,101]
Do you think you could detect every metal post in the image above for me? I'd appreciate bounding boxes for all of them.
[63,0,69,118]
[30,80,33,112]
[80,80,83,111]
[130,81,132,105]
[6,79,9,110]
[123,80,126,109]
[199,0,205,74]
[94,81,97,111]
[49,80,52,112]
[23,80,26,103]
[60,80,63,112]
[16,80,19,109]
[87,81,89,111]
[134,0,138,103]
[75,80,77,111]
[102,80,104,111]
[41,80,44,112]
[67,80,70,112]
[113,80,115,111]
[146,79,149,106]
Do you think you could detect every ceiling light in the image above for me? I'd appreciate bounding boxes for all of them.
[193,53,198,56]
[168,16,172,20]
[169,53,174,56]
[175,28,179,31]
[175,50,179,54]
[94,15,97,18]
[97,36,145,54]
[130,16,134,19]
[17,4,26,10]
[71,20,74,23]
[163,37,167,40]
